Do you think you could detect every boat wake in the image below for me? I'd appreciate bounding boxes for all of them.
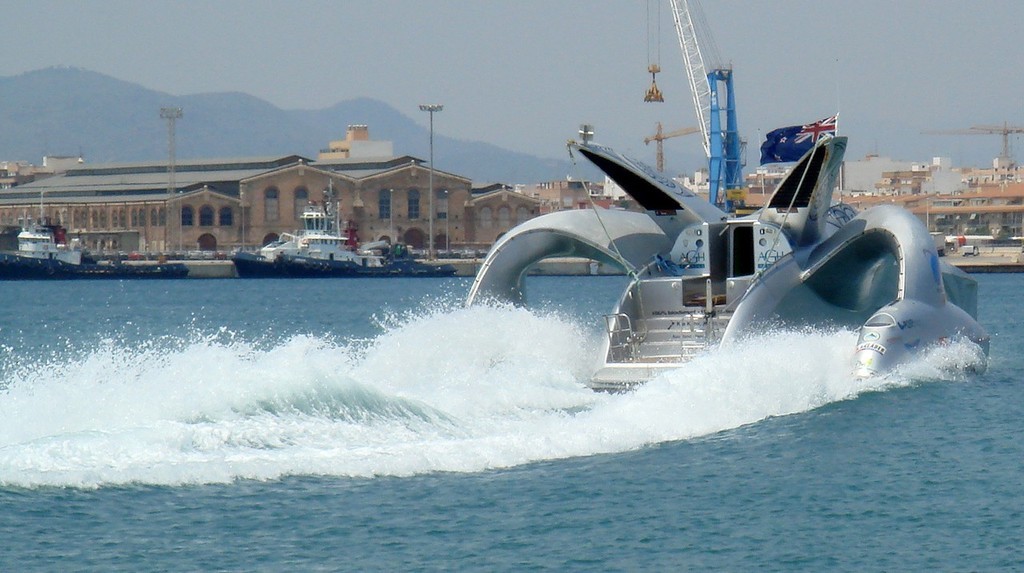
[0,304,984,489]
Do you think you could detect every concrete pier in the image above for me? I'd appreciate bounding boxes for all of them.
[156,248,1024,279]
[169,258,627,278]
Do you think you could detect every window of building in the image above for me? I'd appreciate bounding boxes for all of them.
[408,189,421,220]
[379,189,391,220]
[516,206,530,224]
[437,189,449,218]
[219,207,233,226]
[265,187,280,221]
[294,187,308,220]
[479,207,493,229]
[182,205,194,227]
[199,205,215,226]
[498,206,511,228]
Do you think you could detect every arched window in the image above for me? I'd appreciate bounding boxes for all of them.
[293,187,308,220]
[151,208,158,227]
[131,209,138,227]
[181,205,194,226]
[219,207,233,226]
[479,207,493,229]
[264,187,279,221]
[98,211,107,228]
[199,205,215,226]
[498,207,511,229]
[437,189,449,219]
[159,208,166,226]
[379,189,391,220]
[516,206,530,224]
[408,189,421,220]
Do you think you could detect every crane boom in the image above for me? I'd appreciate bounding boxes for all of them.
[668,0,742,208]
[670,0,711,158]
[644,122,699,172]
[924,122,1024,165]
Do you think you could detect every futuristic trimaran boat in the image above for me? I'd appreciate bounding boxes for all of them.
[467,136,989,391]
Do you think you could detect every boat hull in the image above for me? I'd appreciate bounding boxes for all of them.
[0,253,189,280]
[232,252,457,278]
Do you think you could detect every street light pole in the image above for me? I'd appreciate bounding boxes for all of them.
[239,190,245,251]
[388,188,394,243]
[419,104,443,259]
[160,106,182,253]
[444,189,450,253]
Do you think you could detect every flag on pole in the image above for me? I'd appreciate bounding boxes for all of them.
[759,114,838,164]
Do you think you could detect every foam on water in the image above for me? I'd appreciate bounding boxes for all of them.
[0,304,985,488]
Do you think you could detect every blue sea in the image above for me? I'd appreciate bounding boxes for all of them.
[0,274,1020,571]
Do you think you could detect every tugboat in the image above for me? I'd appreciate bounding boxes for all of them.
[0,220,189,280]
[232,204,456,278]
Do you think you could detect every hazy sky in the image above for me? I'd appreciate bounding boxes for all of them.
[3,0,1022,173]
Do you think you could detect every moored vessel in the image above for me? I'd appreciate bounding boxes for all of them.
[0,220,189,280]
[232,204,455,278]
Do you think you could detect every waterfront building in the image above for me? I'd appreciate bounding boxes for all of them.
[842,182,1024,239]
[317,125,394,161]
[521,180,593,214]
[255,155,472,251]
[0,155,303,252]
[0,152,480,254]
[467,184,542,248]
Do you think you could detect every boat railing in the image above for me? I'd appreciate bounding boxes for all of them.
[605,312,642,362]
[605,306,733,365]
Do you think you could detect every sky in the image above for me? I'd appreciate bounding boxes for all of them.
[3,0,1023,175]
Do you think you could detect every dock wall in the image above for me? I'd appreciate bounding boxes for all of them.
[157,249,1024,279]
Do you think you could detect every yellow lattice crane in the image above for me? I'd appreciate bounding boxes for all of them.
[924,122,1024,167]
[645,122,699,172]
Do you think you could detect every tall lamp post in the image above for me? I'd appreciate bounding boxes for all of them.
[160,107,183,253]
[387,188,394,243]
[443,189,450,254]
[419,104,443,259]
[239,190,246,251]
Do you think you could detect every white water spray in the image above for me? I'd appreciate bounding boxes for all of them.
[0,304,982,488]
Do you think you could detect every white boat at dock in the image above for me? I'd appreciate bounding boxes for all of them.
[232,204,455,278]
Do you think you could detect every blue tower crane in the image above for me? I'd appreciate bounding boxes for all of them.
[669,0,745,210]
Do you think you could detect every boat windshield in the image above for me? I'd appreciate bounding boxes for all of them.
[301,207,331,234]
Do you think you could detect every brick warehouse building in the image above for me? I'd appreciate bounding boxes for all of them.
[0,153,502,253]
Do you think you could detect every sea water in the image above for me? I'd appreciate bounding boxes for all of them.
[0,275,1020,571]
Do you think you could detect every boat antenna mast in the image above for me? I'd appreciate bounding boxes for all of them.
[325,178,339,234]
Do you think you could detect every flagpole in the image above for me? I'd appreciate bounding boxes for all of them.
[837,111,844,192]
[835,56,843,192]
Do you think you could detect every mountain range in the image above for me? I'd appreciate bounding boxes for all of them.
[0,67,575,184]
